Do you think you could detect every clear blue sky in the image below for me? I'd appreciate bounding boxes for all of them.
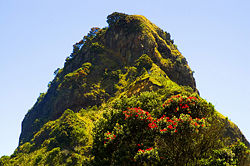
[0,0,249,156]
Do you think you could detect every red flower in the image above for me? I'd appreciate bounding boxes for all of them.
[148,122,158,128]
[160,129,167,132]
[138,149,145,152]
[168,125,173,129]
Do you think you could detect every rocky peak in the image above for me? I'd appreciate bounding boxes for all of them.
[19,12,197,145]
[104,12,196,89]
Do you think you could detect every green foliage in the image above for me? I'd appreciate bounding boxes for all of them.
[107,12,128,26]
[87,27,100,39]
[112,91,163,113]
[18,142,33,154]
[0,156,10,166]
[90,42,104,54]
[92,94,229,165]
[160,94,215,118]
[231,139,250,165]
[135,54,153,72]
[161,58,174,69]
[134,147,160,165]
[58,62,92,90]
[4,110,95,165]
[200,140,250,166]
[83,83,109,103]
[65,27,100,62]
[45,147,62,165]
[208,148,236,165]
[37,92,46,103]
[107,12,147,33]
[5,93,249,166]
[33,109,93,150]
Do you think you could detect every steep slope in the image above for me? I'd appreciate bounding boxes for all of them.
[19,12,197,145]
[1,12,249,166]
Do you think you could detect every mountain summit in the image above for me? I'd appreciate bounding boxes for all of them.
[19,12,197,145]
[1,12,249,165]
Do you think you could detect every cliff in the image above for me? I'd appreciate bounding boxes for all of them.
[19,12,197,145]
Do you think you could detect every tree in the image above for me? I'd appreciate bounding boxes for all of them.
[92,94,227,165]
[107,12,127,26]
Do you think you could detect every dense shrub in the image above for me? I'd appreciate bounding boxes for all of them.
[92,94,226,165]
[112,91,162,113]
[200,141,250,166]
[58,62,92,90]
[161,94,215,118]
[231,140,250,165]
[0,156,10,165]
[32,109,93,151]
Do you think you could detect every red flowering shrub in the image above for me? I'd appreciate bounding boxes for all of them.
[123,108,152,121]
[92,108,156,165]
[122,108,156,137]
[156,114,206,135]
[93,94,224,165]
[161,95,214,119]
[103,123,123,146]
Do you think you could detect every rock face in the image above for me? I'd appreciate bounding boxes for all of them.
[19,13,197,145]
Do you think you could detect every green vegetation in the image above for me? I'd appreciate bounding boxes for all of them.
[1,109,96,166]
[2,12,249,165]
[92,94,229,165]
[2,93,249,165]
[135,54,153,72]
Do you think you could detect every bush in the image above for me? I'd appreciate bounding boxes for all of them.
[93,94,223,165]
[107,12,127,26]
[160,94,215,119]
[135,54,153,72]
[112,91,162,113]
[58,62,92,90]
[0,156,10,166]
[231,140,250,165]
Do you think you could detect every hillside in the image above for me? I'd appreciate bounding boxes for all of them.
[0,12,249,166]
